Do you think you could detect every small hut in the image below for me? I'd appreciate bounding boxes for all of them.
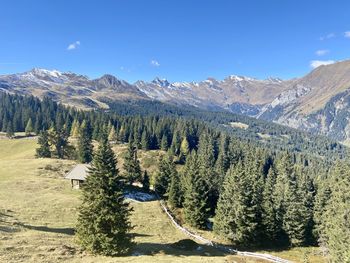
[65,164,90,189]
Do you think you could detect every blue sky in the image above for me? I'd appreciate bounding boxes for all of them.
[1,0,350,82]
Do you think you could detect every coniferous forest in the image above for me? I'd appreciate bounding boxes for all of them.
[1,92,350,260]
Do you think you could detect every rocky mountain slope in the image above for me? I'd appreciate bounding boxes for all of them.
[0,68,146,109]
[2,60,350,142]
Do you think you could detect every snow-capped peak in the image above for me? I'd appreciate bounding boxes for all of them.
[19,68,69,84]
[152,77,170,87]
[31,68,63,78]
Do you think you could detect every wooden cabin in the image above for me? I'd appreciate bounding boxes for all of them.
[65,164,90,189]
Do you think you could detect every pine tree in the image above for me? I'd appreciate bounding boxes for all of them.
[48,126,71,159]
[320,162,350,262]
[160,134,169,151]
[141,130,150,150]
[25,119,33,136]
[142,170,150,192]
[313,182,331,242]
[182,152,209,229]
[76,137,133,256]
[123,142,142,184]
[77,120,93,163]
[170,130,181,155]
[154,156,174,196]
[274,153,308,246]
[36,130,51,158]
[167,170,182,208]
[262,165,279,244]
[214,160,262,245]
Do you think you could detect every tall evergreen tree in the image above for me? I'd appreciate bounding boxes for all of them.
[77,120,93,163]
[214,160,262,245]
[167,169,182,208]
[141,130,151,150]
[154,156,174,196]
[320,162,350,262]
[274,153,308,246]
[160,134,169,151]
[262,165,279,244]
[182,152,209,229]
[36,130,51,158]
[123,142,142,184]
[76,137,133,256]
[48,125,71,159]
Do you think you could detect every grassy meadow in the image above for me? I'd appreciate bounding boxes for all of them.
[0,137,326,262]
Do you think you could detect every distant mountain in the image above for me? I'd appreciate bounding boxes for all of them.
[2,61,350,142]
[0,68,146,109]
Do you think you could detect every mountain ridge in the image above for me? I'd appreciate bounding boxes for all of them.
[2,60,350,142]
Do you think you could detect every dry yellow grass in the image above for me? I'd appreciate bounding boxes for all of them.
[0,138,266,263]
[230,122,249,130]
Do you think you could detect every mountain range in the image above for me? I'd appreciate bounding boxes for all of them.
[2,60,350,143]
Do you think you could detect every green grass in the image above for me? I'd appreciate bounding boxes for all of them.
[0,138,328,262]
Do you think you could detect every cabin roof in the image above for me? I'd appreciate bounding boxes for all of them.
[65,164,90,180]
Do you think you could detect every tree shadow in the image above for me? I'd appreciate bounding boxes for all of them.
[130,239,231,257]
[0,210,19,233]
[16,223,75,235]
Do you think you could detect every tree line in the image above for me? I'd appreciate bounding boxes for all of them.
[1,92,349,260]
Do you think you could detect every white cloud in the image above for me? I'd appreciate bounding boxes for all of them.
[344,31,350,38]
[310,60,335,69]
[150,60,160,67]
[67,41,81,50]
[319,33,335,41]
[315,49,329,56]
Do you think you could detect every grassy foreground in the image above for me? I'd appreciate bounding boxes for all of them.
[0,138,326,262]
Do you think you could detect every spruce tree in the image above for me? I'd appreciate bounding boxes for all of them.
[160,134,169,151]
[262,165,279,244]
[320,162,350,261]
[123,142,142,184]
[141,130,150,150]
[36,130,51,158]
[48,125,70,159]
[167,170,182,208]
[25,119,33,136]
[154,156,174,196]
[182,152,208,229]
[274,153,308,246]
[76,137,133,256]
[214,160,262,245]
[77,120,93,163]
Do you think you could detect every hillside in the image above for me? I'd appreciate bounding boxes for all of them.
[3,61,350,141]
[0,137,326,263]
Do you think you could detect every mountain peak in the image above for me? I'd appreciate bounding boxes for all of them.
[152,77,170,87]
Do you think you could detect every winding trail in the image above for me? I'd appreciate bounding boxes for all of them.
[158,199,293,263]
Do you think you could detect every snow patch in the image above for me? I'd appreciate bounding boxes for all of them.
[124,191,157,202]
